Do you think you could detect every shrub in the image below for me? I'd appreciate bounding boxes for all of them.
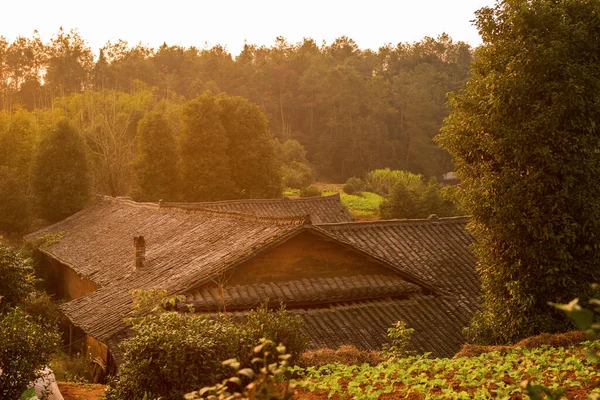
[279,139,315,190]
[0,308,60,399]
[299,185,321,198]
[380,176,458,219]
[245,304,308,362]
[21,292,63,330]
[343,177,366,195]
[382,321,414,359]
[0,242,36,312]
[106,299,307,400]
[105,312,250,400]
[281,161,314,190]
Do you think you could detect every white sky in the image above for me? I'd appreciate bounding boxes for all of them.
[1,0,496,56]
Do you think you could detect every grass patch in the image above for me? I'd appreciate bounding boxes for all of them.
[340,192,383,220]
[285,184,384,220]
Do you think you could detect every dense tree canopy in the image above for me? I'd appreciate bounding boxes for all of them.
[437,0,600,344]
[0,31,471,181]
[32,119,90,222]
[180,93,236,201]
[133,109,179,201]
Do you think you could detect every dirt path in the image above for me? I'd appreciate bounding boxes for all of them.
[57,383,105,400]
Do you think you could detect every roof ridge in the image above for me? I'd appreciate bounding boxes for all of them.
[98,196,309,226]
[315,215,471,228]
[161,193,341,208]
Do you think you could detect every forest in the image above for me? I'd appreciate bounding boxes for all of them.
[0,28,471,183]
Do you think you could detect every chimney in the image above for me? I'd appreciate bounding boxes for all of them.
[133,236,146,269]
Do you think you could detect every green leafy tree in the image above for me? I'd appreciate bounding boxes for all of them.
[133,109,179,201]
[0,242,36,312]
[437,0,600,344]
[217,95,282,198]
[0,167,29,232]
[0,109,36,180]
[180,93,235,201]
[32,119,90,222]
[379,172,460,219]
[279,139,314,189]
[0,309,60,399]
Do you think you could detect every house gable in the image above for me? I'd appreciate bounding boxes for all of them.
[184,230,425,311]
[225,230,400,285]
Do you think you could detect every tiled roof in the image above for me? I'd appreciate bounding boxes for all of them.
[294,295,477,357]
[316,218,479,304]
[184,274,422,311]
[162,193,354,224]
[108,293,476,366]
[25,198,305,287]
[25,197,308,341]
[198,294,476,359]
[26,197,479,360]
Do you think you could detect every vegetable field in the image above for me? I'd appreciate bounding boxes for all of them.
[292,342,600,399]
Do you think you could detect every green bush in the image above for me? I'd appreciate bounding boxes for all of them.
[0,308,60,399]
[281,161,314,189]
[245,304,308,362]
[299,185,321,198]
[105,313,250,400]
[379,176,458,219]
[343,177,366,195]
[106,300,307,400]
[0,242,36,313]
[21,292,63,330]
[279,139,315,190]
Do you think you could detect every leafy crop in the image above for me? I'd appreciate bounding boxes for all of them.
[291,343,600,399]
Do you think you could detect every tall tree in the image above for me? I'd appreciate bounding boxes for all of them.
[133,109,179,201]
[56,86,154,196]
[180,93,235,201]
[0,167,29,232]
[217,95,282,198]
[32,119,90,222]
[437,0,600,344]
[44,28,94,99]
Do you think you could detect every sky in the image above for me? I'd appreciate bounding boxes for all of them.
[1,0,496,56]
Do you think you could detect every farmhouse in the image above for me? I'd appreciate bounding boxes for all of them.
[25,194,478,377]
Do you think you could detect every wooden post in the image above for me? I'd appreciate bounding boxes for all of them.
[69,323,73,357]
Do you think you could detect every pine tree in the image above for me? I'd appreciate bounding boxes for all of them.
[437,0,600,344]
[133,110,179,201]
[33,119,90,222]
[179,93,235,201]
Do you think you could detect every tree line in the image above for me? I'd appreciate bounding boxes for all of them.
[0,29,472,181]
[0,89,286,230]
